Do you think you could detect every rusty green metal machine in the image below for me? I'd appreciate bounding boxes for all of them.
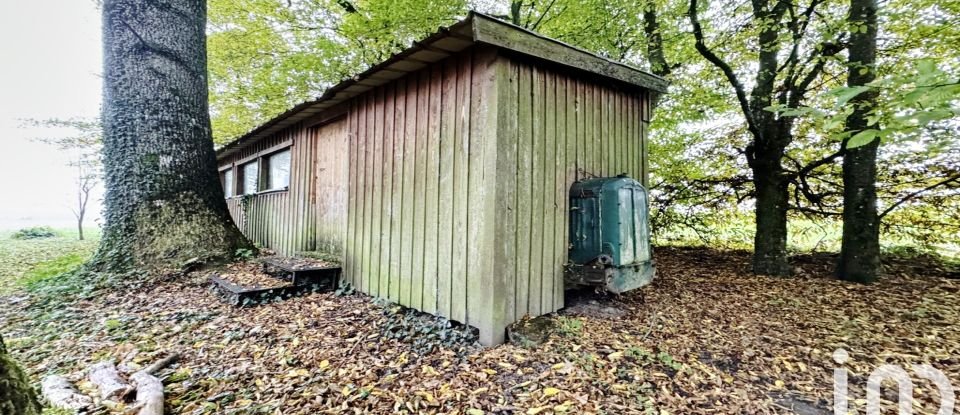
[566,175,655,293]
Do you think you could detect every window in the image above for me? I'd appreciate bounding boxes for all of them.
[264,149,291,190]
[225,144,293,197]
[221,168,234,197]
[241,161,259,195]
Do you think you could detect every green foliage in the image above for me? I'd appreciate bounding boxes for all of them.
[203,0,960,258]
[19,253,86,289]
[11,226,58,240]
[234,248,255,260]
[554,316,584,337]
[207,0,466,143]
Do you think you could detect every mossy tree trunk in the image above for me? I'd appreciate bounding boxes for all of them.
[0,335,41,415]
[94,0,251,272]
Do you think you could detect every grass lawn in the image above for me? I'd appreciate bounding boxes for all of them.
[1,231,958,414]
[0,228,99,295]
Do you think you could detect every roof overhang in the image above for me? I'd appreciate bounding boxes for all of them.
[216,12,668,160]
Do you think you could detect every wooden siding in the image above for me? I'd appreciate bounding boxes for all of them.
[491,55,651,331]
[343,47,502,344]
[313,118,349,254]
[218,46,653,345]
[221,124,318,255]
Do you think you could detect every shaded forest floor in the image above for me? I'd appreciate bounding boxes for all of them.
[1,245,958,414]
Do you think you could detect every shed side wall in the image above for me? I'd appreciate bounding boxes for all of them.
[493,55,651,327]
[343,47,501,342]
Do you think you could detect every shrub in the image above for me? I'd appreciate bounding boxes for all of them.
[11,226,58,240]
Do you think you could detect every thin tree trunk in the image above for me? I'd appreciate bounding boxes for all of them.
[837,0,880,283]
[0,335,42,415]
[95,0,251,272]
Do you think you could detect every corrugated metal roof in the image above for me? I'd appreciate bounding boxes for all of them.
[216,12,667,159]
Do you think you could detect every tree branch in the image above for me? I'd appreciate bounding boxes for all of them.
[688,0,762,140]
[879,173,960,219]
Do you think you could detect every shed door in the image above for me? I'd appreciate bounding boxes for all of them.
[314,118,349,255]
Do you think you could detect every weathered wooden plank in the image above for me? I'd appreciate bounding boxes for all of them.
[371,85,386,298]
[345,104,357,284]
[470,15,669,93]
[601,88,611,176]
[384,81,400,302]
[642,92,649,186]
[386,82,402,301]
[355,94,373,293]
[529,65,545,317]
[411,69,429,310]
[466,46,495,331]
[494,57,519,327]
[541,70,556,313]
[422,64,442,315]
[400,75,418,307]
[361,92,374,293]
[514,62,532,318]
[436,57,457,319]
[557,74,572,311]
[450,51,471,324]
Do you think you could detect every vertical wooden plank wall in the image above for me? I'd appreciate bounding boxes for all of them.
[313,118,349,254]
[218,124,319,255]
[343,47,501,343]
[493,55,651,327]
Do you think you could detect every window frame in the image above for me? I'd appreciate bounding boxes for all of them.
[261,148,292,192]
[221,140,293,199]
[219,166,234,198]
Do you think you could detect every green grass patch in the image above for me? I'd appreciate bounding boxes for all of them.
[19,252,87,288]
[0,228,99,294]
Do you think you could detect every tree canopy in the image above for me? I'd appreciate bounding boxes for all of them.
[205,0,959,260]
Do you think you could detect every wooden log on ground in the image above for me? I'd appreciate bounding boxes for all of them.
[127,352,180,415]
[89,361,133,400]
[130,371,164,415]
[142,352,179,376]
[41,375,93,411]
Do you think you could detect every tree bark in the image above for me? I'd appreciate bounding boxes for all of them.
[751,145,792,276]
[837,0,880,283]
[94,0,251,272]
[0,335,42,415]
[689,0,794,276]
[642,4,671,78]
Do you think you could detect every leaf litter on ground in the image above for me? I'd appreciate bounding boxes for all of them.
[0,246,957,414]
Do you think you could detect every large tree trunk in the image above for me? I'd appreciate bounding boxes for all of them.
[94,0,251,271]
[751,151,791,276]
[837,0,880,283]
[0,335,42,415]
[689,0,795,277]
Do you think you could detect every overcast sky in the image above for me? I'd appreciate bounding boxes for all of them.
[0,0,102,230]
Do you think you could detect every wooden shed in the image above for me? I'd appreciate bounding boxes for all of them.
[216,12,667,345]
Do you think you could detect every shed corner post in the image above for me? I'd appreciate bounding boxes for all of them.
[474,48,512,347]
